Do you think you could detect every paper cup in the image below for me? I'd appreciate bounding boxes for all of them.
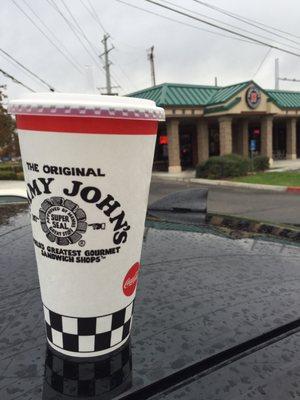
[9,93,164,358]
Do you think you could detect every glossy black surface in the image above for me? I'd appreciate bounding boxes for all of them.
[0,204,300,399]
[43,342,132,399]
[158,331,300,400]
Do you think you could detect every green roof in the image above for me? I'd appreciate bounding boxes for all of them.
[208,81,249,105]
[128,80,300,110]
[128,83,218,107]
[266,89,300,109]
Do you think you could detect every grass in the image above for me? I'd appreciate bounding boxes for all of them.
[0,161,23,180]
[0,161,22,169]
[232,171,300,187]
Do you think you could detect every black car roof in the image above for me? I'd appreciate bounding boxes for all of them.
[0,204,300,399]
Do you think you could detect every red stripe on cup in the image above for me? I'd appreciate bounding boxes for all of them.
[16,115,158,135]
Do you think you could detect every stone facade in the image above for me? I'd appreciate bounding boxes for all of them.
[261,116,273,164]
[196,120,209,164]
[162,114,300,172]
[219,117,232,156]
[166,118,181,173]
[286,118,297,160]
[150,82,300,172]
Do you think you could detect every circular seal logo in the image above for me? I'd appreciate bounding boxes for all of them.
[123,262,140,297]
[39,197,87,246]
[246,86,261,109]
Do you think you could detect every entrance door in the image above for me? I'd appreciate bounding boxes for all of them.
[209,124,219,156]
[297,122,300,158]
[248,124,261,156]
[273,120,286,160]
[179,124,197,169]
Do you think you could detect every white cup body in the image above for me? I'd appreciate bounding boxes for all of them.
[11,94,163,358]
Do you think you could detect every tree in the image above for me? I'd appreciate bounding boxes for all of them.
[0,85,20,159]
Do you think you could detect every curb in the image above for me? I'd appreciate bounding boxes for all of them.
[207,213,300,243]
[287,186,300,193]
[189,178,286,192]
[152,173,300,195]
[152,174,299,193]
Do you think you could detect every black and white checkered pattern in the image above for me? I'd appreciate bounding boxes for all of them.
[43,302,133,353]
[44,342,132,397]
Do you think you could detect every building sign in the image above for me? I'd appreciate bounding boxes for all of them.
[246,86,261,109]
[250,139,256,151]
[159,135,168,145]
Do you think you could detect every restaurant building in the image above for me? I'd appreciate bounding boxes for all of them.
[129,80,300,172]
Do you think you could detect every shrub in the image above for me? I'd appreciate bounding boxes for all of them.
[0,170,17,180]
[0,164,14,171]
[252,155,269,171]
[16,172,24,180]
[0,162,23,173]
[196,154,250,179]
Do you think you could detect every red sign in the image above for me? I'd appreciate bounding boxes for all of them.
[246,86,261,109]
[250,92,257,103]
[123,262,140,296]
[159,135,168,145]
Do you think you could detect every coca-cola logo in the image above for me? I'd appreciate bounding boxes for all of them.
[123,262,140,297]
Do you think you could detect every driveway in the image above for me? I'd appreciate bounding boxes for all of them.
[149,178,300,225]
[1,179,299,226]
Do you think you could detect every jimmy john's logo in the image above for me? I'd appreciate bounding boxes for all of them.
[27,178,130,246]
[246,86,261,109]
[39,197,87,246]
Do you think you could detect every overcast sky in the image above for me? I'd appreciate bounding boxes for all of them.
[1,0,300,101]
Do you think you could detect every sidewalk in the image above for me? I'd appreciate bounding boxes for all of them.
[0,180,26,191]
[269,159,300,172]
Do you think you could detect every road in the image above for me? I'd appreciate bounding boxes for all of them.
[149,178,300,225]
[1,179,299,226]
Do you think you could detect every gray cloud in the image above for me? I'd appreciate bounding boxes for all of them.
[1,0,300,101]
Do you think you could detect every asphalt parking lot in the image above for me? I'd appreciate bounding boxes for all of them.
[1,179,299,226]
[149,178,300,225]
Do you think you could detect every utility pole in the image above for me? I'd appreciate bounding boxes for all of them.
[275,58,279,89]
[214,76,218,87]
[147,46,156,86]
[100,34,118,95]
[275,58,300,89]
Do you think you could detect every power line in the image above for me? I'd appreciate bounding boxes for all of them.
[0,48,56,91]
[47,0,123,89]
[87,0,107,32]
[0,52,38,86]
[60,0,99,56]
[143,0,300,58]
[79,0,106,33]
[110,57,139,90]
[12,0,82,75]
[0,67,35,92]
[253,48,272,78]
[73,0,127,90]
[21,0,84,75]
[275,58,300,89]
[163,0,300,52]
[46,0,100,67]
[114,0,259,46]
[192,0,300,43]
